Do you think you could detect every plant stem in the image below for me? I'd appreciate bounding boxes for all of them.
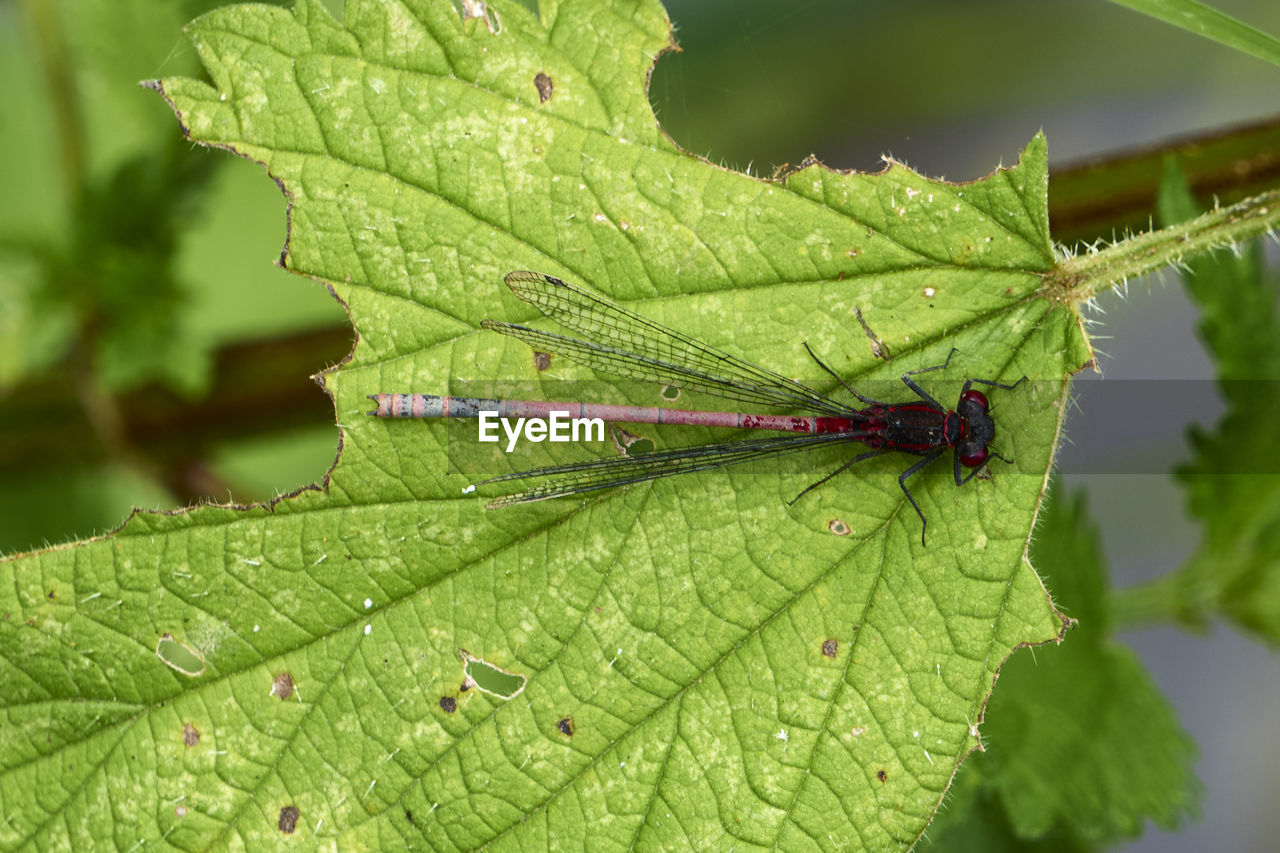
[1109,573,1198,630]
[1043,187,1280,305]
[1048,114,1280,247]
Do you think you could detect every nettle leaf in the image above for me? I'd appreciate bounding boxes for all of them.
[922,489,1198,850]
[1,0,1086,849]
[1158,163,1280,643]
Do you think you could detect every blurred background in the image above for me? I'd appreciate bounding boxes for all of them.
[1,0,1278,849]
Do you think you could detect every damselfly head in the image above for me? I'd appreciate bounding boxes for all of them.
[954,385,993,463]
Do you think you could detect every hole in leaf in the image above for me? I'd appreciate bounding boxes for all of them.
[439,696,458,713]
[459,649,526,699]
[557,716,575,736]
[610,425,653,456]
[155,634,204,677]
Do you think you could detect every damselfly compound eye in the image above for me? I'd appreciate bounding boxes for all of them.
[959,389,989,410]
[959,445,989,468]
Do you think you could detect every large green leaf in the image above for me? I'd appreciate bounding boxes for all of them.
[1,1,1085,849]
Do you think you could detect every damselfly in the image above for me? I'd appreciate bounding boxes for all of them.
[371,271,1023,544]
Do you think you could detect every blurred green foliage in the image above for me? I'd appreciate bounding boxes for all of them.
[0,0,347,552]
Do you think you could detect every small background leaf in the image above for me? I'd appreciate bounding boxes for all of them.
[1112,160,1280,643]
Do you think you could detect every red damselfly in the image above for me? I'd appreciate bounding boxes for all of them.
[371,271,1023,544]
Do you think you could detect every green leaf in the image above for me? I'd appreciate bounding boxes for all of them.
[1113,160,1280,642]
[923,489,1197,850]
[2,0,1086,849]
[1110,0,1280,68]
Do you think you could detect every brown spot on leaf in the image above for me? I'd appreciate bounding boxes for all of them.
[534,71,553,103]
[182,723,200,747]
[876,769,888,783]
[278,805,300,833]
[821,639,838,658]
[533,351,552,371]
[440,696,457,713]
[271,672,294,701]
[827,518,851,536]
[557,717,575,736]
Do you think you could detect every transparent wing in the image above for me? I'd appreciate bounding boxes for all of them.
[476,432,864,506]
[490,270,851,417]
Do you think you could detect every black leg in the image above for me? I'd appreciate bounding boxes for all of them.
[788,449,887,505]
[898,348,957,409]
[802,342,883,406]
[963,375,1026,393]
[899,448,946,546]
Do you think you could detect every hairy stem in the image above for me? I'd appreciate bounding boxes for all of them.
[1044,188,1280,305]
